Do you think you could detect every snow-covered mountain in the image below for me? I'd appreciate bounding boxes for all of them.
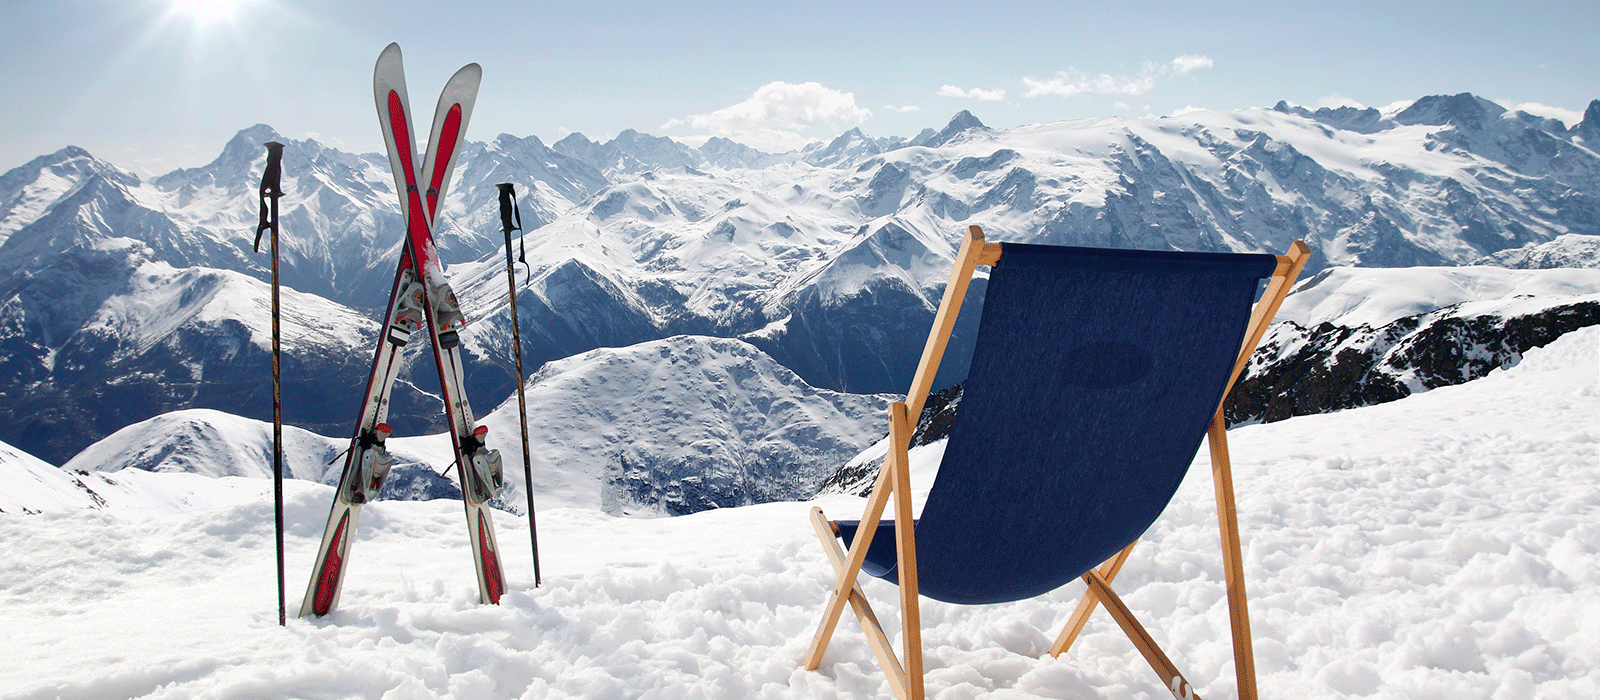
[0,436,105,513]
[0,126,605,313]
[1473,232,1600,269]
[4,93,1600,465]
[0,240,389,464]
[477,335,891,515]
[1227,264,1600,424]
[47,335,891,517]
[60,408,459,502]
[443,93,1600,396]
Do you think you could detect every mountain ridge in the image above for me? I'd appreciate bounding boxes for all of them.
[3,93,1599,464]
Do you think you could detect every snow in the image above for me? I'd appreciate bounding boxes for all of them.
[2,434,278,515]
[79,259,373,361]
[0,440,101,513]
[472,335,892,515]
[63,408,345,482]
[55,336,891,518]
[1475,234,1600,270]
[1,325,1595,698]
[434,95,1585,348]
[1276,264,1600,328]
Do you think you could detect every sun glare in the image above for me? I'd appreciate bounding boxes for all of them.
[168,0,253,28]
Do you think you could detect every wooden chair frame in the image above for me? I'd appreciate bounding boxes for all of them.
[803,225,1309,700]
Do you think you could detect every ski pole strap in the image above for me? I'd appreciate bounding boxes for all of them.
[496,182,526,266]
[255,141,286,252]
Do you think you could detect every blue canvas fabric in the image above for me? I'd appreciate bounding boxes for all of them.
[838,243,1278,605]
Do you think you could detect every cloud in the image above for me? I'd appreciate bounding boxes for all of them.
[1023,55,1213,99]
[664,81,871,152]
[304,131,346,149]
[1378,99,1416,117]
[882,104,921,113]
[1169,105,1207,117]
[1170,55,1214,74]
[938,85,1006,101]
[1505,101,1582,126]
[1023,71,1154,98]
[1316,93,1366,109]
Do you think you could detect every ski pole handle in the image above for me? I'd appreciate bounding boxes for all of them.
[496,182,520,235]
[496,182,527,267]
[255,141,285,252]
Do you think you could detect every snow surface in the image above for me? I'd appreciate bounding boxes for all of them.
[0,430,276,515]
[1276,264,1600,328]
[1,327,1595,698]
[0,439,103,513]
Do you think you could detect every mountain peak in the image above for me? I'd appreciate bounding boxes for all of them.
[1272,100,1388,134]
[6,145,131,178]
[1393,93,1507,130]
[553,132,595,148]
[151,124,289,191]
[945,110,986,132]
[49,145,94,162]
[1574,99,1600,142]
[218,124,288,164]
[803,127,883,168]
[0,146,140,205]
[923,110,988,148]
[699,137,783,169]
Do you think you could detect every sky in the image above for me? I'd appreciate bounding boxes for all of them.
[1,0,1597,177]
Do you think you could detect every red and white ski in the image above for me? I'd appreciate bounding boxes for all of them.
[301,43,506,616]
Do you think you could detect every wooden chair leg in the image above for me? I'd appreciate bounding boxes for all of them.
[804,401,921,700]
[1050,541,1137,657]
[887,402,924,700]
[1208,415,1258,700]
[808,507,908,698]
[1082,569,1202,700]
[804,444,897,671]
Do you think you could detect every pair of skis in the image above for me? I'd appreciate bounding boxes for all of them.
[301,43,510,616]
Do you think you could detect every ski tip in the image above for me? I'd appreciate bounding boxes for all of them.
[450,62,483,84]
[376,44,403,77]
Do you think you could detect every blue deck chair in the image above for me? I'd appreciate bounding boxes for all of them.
[803,225,1309,700]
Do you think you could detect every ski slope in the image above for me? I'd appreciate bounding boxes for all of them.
[0,327,1595,699]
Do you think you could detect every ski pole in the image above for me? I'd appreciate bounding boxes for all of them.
[255,141,288,626]
[497,182,540,586]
